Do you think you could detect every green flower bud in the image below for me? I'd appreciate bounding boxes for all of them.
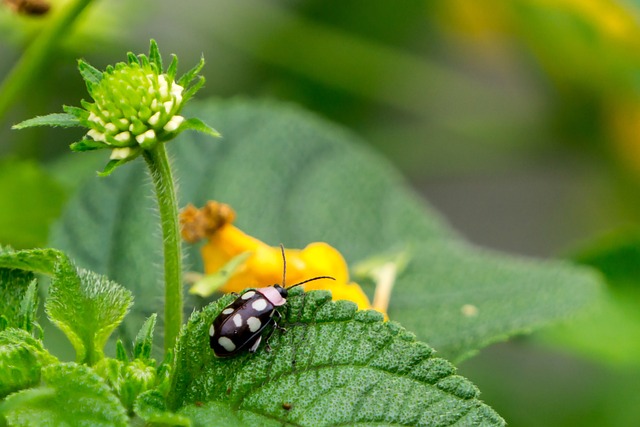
[84,61,185,151]
[13,39,219,177]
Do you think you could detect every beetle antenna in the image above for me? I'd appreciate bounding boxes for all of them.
[280,243,287,287]
[287,275,335,291]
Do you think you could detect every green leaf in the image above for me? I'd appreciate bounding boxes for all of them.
[0,328,56,399]
[0,328,57,366]
[134,390,191,426]
[77,59,103,86]
[0,268,35,332]
[62,105,89,121]
[167,55,179,81]
[181,76,205,105]
[177,57,204,89]
[0,363,128,427]
[177,117,220,138]
[50,99,602,362]
[18,280,39,334]
[0,247,132,365]
[133,314,157,361]
[70,139,109,152]
[12,113,83,129]
[148,39,163,73]
[0,247,62,276]
[0,159,66,248]
[127,52,141,66]
[46,262,133,365]
[0,337,41,399]
[167,289,505,426]
[97,156,138,177]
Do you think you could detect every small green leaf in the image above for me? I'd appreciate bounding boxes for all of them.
[179,118,221,138]
[0,247,62,276]
[181,76,206,105]
[63,105,89,120]
[77,59,103,86]
[97,157,137,177]
[12,113,82,130]
[0,328,56,399]
[178,117,220,139]
[167,55,179,81]
[0,340,41,399]
[167,289,505,426]
[133,314,157,361]
[177,57,204,88]
[134,390,191,426]
[46,263,133,365]
[116,340,129,363]
[1,363,128,427]
[70,139,109,152]
[0,328,57,366]
[0,268,35,332]
[127,52,140,66]
[18,280,39,334]
[149,39,163,73]
[188,252,250,297]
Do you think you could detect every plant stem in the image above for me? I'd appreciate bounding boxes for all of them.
[142,143,183,355]
[0,0,95,123]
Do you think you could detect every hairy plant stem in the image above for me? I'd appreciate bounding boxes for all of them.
[0,0,95,123]
[143,143,182,355]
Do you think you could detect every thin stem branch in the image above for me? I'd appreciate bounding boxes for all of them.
[0,0,94,122]
[142,143,183,355]
[372,262,397,315]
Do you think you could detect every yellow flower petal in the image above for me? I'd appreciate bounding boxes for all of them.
[181,201,380,314]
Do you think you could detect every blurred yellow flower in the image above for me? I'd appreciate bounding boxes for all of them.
[180,201,374,312]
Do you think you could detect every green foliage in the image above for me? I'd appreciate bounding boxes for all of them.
[542,230,640,366]
[0,268,36,333]
[0,336,40,399]
[0,247,133,365]
[51,99,602,362]
[46,264,133,365]
[0,363,128,427]
[0,328,56,367]
[167,289,504,426]
[0,159,66,249]
[0,246,62,275]
[134,390,191,426]
[11,114,82,130]
[133,314,157,361]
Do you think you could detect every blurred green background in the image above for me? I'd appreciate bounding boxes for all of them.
[3,0,640,425]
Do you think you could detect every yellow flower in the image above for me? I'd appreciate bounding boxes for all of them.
[180,201,373,312]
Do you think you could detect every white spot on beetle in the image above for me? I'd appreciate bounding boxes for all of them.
[247,316,261,332]
[241,291,256,300]
[232,313,243,327]
[209,324,215,337]
[251,298,268,312]
[222,308,234,315]
[218,337,236,352]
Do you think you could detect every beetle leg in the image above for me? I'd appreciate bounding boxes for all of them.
[248,335,262,353]
[264,310,287,352]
